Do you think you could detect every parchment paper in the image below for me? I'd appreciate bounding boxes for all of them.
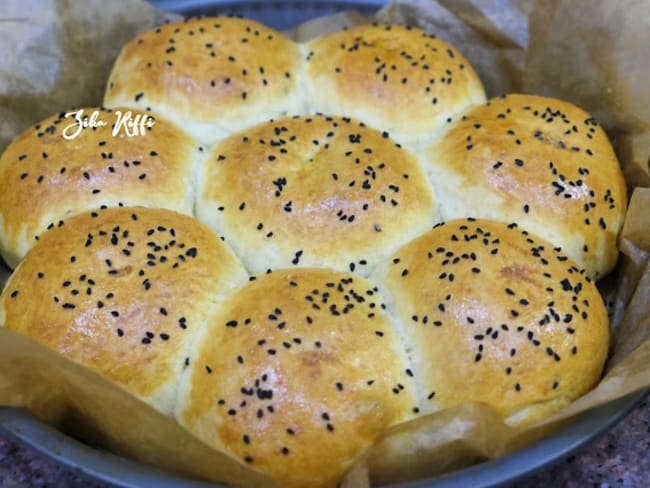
[0,0,179,152]
[0,0,649,487]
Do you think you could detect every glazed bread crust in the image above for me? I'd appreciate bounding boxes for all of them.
[196,114,437,276]
[304,23,486,147]
[0,108,199,268]
[372,218,609,427]
[426,94,627,279]
[104,17,306,145]
[0,207,248,415]
[176,268,416,488]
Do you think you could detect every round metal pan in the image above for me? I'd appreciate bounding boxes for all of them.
[0,391,646,488]
[1,1,647,487]
[152,0,386,30]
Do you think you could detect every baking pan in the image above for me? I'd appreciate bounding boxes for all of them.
[152,0,385,29]
[0,1,648,487]
[0,388,646,487]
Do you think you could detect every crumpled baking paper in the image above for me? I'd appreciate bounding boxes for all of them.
[0,0,648,486]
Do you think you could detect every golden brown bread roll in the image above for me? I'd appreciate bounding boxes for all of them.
[175,267,416,488]
[196,114,437,276]
[425,94,627,279]
[304,23,486,147]
[371,218,609,427]
[104,16,306,145]
[0,206,248,415]
[0,108,199,269]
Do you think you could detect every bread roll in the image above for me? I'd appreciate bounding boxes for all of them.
[104,17,305,145]
[425,94,627,279]
[0,207,248,415]
[304,23,486,147]
[371,218,609,427]
[0,108,199,269]
[175,267,416,488]
[196,114,437,277]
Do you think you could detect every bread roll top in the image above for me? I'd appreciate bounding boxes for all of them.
[104,16,306,145]
[176,268,416,488]
[0,108,199,268]
[304,23,486,147]
[0,206,248,415]
[196,114,437,276]
[372,218,609,426]
[425,94,627,279]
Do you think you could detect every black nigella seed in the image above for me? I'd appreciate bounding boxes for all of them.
[599,217,607,230]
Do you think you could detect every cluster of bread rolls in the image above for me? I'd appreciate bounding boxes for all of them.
[0,15,626,488]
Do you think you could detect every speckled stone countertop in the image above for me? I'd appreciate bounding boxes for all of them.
[1,395,648,487]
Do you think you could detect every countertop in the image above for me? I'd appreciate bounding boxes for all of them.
[0,394,647,488]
